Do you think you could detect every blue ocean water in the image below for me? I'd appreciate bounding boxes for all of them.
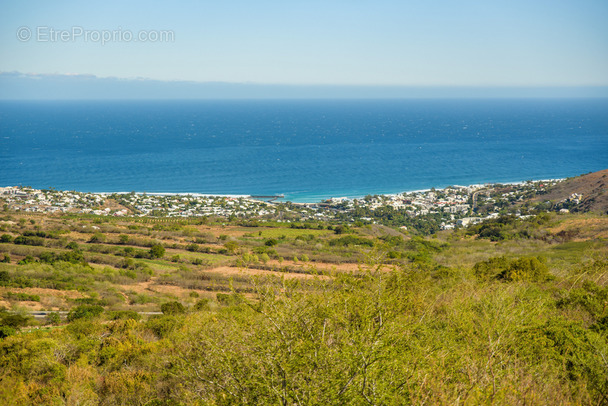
[1,99,606,202]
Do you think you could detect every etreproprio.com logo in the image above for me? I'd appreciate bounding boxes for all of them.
[17,26,174,45]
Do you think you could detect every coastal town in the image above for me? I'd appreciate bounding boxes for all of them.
[0,179,571,232]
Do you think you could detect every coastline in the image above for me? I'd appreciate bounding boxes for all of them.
[5,176,566,205]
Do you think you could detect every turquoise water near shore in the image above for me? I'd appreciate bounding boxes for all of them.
[1,99,606,202]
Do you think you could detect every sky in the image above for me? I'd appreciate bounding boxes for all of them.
[1,0,607,91]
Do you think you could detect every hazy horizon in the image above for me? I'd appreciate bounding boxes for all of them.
[2,72,608,100]
[2,0,607,96]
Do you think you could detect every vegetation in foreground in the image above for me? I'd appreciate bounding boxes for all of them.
[0,209,606,405]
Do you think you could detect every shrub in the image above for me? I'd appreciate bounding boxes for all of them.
[474,256,551,282]
[149,244,165,259]
[216,293,242,306]
[66,241,79,250]
[67,304,104,322]
[161,301,186,315]
[264,238,278,247]
[499,256,550,282]
[88,233,106,243]
[0,313,31,328]
[557,281,608,320]
[473,256,509,280]
[13,236,45,246]
[193,298,210,311]
[45,312,61,325]
[224,241,239,254]
[18,255,37,265]
[0,234,13,243]
[145,315,182,338]
[186,243,199,252]
[0,326,15,338]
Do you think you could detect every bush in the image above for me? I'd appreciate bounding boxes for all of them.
[149,244,165,259]
[186,243,199,252]
[0,325,16,338]
[264,238,278,247]
[45,312,61,325]
[0,234,13,243]
[499,256,551,282]
[13,236,45,246]
[0,313,31,328]
[193,298,210,311]
[557,281,608,320]
[66,241,79,250]
[107,310,142,321]
[473,256,551,282]
[160,301,186,315]
[18,255,37,265]
[145,315,182,338]
[224,241,239,254]
[216,293,242,306]
[67,304,104,322]
[88,233,106,243]
[473,256,509,280]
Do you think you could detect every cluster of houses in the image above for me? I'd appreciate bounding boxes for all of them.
[0,187,108,214]
[1,179,563,230]
[112,193,276,218]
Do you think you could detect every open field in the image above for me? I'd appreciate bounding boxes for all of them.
[0,211,606,313]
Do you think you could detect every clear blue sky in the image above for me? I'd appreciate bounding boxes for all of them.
[1,0,607,86]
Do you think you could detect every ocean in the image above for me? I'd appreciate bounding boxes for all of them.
[1,99,606,202]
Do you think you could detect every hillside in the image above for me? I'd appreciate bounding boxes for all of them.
[533,169,608,213]
[0,209,606,405]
